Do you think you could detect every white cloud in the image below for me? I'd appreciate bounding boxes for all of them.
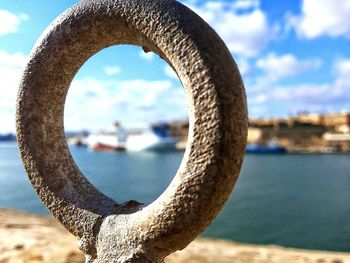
[65,78,186,131]
[0,9,28,36]
[0,50,27,68]
[250,94,267,104]
[164,65,178,79]
[0,50,27,133]
[0,56,185,132]
[248,82,348,117]
[0,49,186,132]
[247,57,350,116]
[256,52,322,82]
[271,84,331,103]
[236,57,251,76]
[333,58,350,78]
[333,58,350,100]
[232,0,260,10]
[288,0,350,39]
[116,79,173,108]
[185,0,277,57]
[139,50,155,61]
[104,65,121,76]
[19,13,29,21]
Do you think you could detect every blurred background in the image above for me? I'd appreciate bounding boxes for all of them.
[1,0,350,255]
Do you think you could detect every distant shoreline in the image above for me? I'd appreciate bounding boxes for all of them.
[2,140,350,155]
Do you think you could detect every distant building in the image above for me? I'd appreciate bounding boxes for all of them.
[250,112,350,133]
[291,113,322,126]
[247,128,262,144]
[168,111,350,152]
[320,112,350,133]
[323,132,350,152]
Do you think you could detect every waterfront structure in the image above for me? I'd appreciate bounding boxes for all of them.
[323,132,350,152]
[320,112,350,133]
[250,112,350,132]
[169,112,350,153]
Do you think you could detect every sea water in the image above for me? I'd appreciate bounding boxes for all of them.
[1,142,350,252]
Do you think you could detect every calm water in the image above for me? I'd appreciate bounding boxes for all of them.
[1,142,350,252]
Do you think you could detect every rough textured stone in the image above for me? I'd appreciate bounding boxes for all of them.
[16,0,248,262]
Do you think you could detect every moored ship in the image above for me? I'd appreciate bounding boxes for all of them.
[86,122,178,152]
[246,139,286,154]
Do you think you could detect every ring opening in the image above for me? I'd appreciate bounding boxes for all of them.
[65,44,188,205]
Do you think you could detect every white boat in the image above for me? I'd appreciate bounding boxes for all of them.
[86,132,126,151]
[86,123,178,152]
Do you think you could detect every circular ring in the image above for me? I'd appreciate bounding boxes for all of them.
[16,0,247,259]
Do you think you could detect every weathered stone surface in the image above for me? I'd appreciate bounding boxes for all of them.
[2,209,350,263]
[16,0,248,262]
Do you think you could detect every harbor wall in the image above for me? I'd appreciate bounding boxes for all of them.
[169,112,350,153]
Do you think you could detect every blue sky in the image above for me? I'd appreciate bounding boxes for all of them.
[0,0,350,132]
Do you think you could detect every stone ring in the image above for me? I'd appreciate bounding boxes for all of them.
[16,0,248,262]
